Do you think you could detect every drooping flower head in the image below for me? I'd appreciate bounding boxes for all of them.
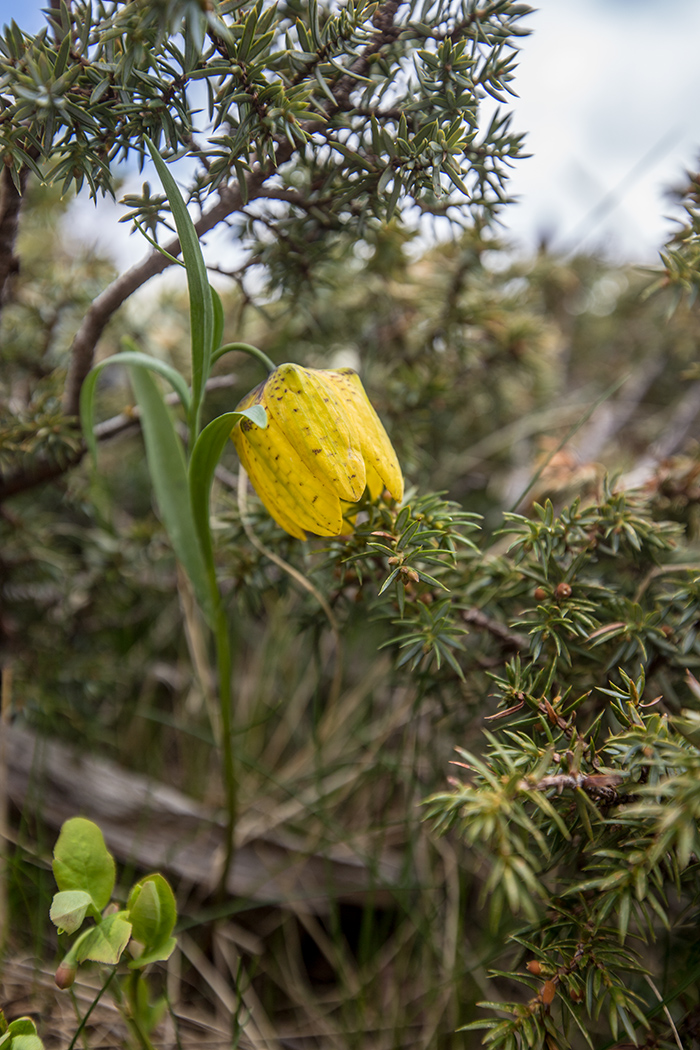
[231,364,403,540]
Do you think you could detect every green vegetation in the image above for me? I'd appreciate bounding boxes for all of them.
[3,1,700,1048]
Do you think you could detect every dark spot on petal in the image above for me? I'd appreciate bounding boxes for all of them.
[311,448,322,454]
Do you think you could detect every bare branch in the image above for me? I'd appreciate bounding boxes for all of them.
[0,374,239,503]
[0,165,29,309]
[93,373,239,443]
[329,0,404,113]
[62,145,294,420]
[517,771,627,805]
[462,607,529,651]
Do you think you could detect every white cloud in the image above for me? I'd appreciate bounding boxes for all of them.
[505,0,700,258]
[8,0,700,264]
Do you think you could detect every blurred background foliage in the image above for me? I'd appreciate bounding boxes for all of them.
[5,175,700,1047]
[7,176,700,760]
[4,0,700,1047]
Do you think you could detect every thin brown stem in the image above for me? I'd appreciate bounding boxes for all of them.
[62,146,294,420]
[0,165,29,309]
[461,608,528,651]
[0,374,238,503]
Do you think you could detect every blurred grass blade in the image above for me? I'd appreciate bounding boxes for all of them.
[189,406,267,575]
[144,138,212,434]
[128,364,210,614]
[79,351,192,464]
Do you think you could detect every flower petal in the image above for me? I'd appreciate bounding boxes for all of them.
[263,364,366,502]
[231,416,344,538]
[365,462,385,500]
[234,433,306,540]
[230,361,404,539]
[320,369,404,501]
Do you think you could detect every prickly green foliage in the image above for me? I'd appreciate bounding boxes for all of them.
[418,481,700,1048]
[648,168,700,311]
[221,455,700,1047]
[328,489,480,676]
[207,453,700,1049]
[0,0,530,290]
[426,668,700,1049]
[325,480,689,698]
[0,388,82,474]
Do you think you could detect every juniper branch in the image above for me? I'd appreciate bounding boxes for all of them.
[0,164,29,309]
[61,150,294,420]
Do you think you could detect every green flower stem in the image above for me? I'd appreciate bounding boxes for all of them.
[190,402,202,456]
[212,590,237,901]
[211,342,276,373]
[196,485,237,899]
[200,531,236,899]
[189,411,269,901]
[125,972,157,1050]
[67,970,116,1050]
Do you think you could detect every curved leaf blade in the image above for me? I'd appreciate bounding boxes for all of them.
[145,138,212,429]
[211,285,225,358]
[189,406,267,573]
[128,364,210,614]
[79,350,191,464]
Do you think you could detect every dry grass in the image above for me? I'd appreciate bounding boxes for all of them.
[1,589,487,1049]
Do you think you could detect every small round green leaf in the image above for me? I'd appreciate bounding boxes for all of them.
[49,889,93,935]
[52,818,115,911]
[6,1019,38,1036]
[10,1038,44,1050]
[75,913,132,965]
[127,873,177,951]
[1,1018,43,1050]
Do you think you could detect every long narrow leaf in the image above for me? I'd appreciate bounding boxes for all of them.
[189,406,267,574]
[128,365,210,614]
[211,286,225,358]
[79,351,192,464]
[145,138,213,434]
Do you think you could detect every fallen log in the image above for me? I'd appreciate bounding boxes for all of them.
[4,724,401,911]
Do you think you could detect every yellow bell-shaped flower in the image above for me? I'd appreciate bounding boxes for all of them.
[231,364,403,540]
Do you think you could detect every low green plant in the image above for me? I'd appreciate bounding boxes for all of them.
[0,1011,44,1050]
[50,817,177,1050]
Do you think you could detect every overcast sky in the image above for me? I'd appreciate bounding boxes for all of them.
[506,0,700,261]
[2,0,700,266]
